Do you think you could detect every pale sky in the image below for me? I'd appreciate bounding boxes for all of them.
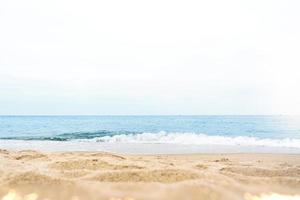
[0,0,300,115]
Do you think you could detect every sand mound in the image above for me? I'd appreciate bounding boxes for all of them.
[195,164,208,170]
[88,152,126,160]
[214,158,230,162]
[57,152,126,160]
[0,149,9,155]
[89,169,200,183]
[13,151,47,161]
[58,170,91,178]
[4,171,69,186]
[50,159,113,170]
[221,167,300,177]
[50,159,144,171]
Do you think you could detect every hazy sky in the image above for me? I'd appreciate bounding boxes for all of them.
[1,0,300,115]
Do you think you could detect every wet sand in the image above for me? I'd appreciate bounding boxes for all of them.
[0,150,300,200]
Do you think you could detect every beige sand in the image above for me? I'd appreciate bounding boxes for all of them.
[0,149,300,200]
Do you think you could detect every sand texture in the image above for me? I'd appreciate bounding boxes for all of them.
[0,150,300,200]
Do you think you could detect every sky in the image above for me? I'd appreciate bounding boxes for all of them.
[0,0,300,115]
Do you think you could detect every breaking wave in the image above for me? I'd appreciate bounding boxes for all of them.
[93,132,300,149]
[1,131,300,149]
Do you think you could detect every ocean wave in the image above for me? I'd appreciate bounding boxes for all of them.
[92,132,300,149]
[1,131,300,149]
[0,130,135,141]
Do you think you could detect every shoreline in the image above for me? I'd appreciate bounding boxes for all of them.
[1,149,300,200]
[1,140,300,154]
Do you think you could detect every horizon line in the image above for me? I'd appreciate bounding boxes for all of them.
[0,114,298,117]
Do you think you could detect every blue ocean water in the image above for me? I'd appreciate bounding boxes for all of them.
[0,115,300,152]
[0,115,300,139]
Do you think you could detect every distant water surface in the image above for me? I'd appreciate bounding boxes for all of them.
[0,115,300,153]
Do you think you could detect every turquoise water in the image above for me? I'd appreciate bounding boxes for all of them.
[1,115,300,139]
[0,115,300,153]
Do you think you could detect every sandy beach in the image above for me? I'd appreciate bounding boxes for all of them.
[0,150,300,200]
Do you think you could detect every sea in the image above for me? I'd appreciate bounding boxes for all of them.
[0,115,300,154]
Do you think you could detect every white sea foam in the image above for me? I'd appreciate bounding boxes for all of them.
[93,132,300,149]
